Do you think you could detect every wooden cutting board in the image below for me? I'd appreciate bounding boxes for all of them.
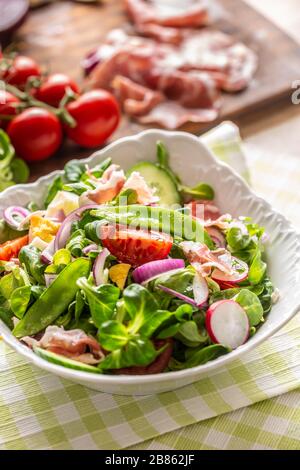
[15,0,300,179]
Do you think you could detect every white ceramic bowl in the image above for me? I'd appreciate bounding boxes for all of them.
[1,130,300,395]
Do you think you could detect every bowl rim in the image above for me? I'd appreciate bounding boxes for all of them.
[1,129,300,386]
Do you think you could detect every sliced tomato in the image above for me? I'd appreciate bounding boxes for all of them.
[101,226,173,267]
[115,339,173,375]
[0,235,29,261]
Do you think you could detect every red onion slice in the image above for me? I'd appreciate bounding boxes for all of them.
[132,259,185,284]
[54,204,98,252]
[206,227,226,248]
[93,248,110,286]
[157,285,198,308]
[81,49,101,76]
[3,206,30,230]
[83,244,99,255]
[41,239,55,265]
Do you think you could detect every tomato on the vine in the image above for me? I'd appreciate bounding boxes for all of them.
[36,73,80,107]
[5,56,41,87]
[0,90,19,128]
[7,108,62,162]
[65,90,120,148]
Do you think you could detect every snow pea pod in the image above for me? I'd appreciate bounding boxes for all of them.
[90,205,214,249]
[13,258,90,338]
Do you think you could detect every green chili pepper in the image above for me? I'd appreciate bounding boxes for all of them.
[90,205,214,249]
[13,258,90,338]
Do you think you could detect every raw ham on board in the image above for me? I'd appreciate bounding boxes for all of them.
[83,5,257,129]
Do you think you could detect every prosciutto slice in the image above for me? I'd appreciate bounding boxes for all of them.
[85,27,257,128]
[180,31,258,92]
[82,164,126,205]
[22,326,104,365]
[125,0,211,28]
[180,241,234,277]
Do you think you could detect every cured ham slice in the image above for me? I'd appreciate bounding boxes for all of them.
[180,241,233,277]
[125,0,211,28]
[22,326,104,365]
[82,164,126,204]
[124,171,159,204]
[85,28,257,128]
[112,75,164,116]
[181,31,258,92]
[113,73,220,128]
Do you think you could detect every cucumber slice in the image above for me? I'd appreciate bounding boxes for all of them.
[127,162,181,207]
[34,347,101,374]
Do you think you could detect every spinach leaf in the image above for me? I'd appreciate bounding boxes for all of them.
[0,273,15,299]
[63,181,95,196]
[64,161,85,183]
[44,176,63,207]
[169,345,229,370]
[66,229,92,257]
[123,284,158,333]
[249,251,267,285]
[98,338,160,371]
[0,219,27,244]
[87,158,112,179]
[175,321,208,347]
[180,183,214,201]
[152,267,195,309]
[226,226,251,251]
[234,289,264,326]
[139,309,174,338]
[19,246,46,285]
[258,277,274,314]
[11,158,30,184]
[10,286,32,319]
[113,189,138,206]
[77,278,120,328]
[155,304,194,339]
[98,321,129,351]
[0,305,14,329]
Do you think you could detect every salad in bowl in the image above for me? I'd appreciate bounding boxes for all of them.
[0,141,276,377]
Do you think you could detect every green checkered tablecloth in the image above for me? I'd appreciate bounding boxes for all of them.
[0,122,299,450]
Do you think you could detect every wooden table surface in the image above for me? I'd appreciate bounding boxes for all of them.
[14,0,300,183]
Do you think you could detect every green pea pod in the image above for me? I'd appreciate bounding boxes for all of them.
[13,258,90,338]
[91,205,214,249]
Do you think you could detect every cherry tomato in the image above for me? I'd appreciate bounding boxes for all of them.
[101,226,173,267]
[0,90,19,128]
[36,73,80,107]
[5,56,41,87]
[0,235,29,261]
[65,90,120,148]
[7,108,62,162]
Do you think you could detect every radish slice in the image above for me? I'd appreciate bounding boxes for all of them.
[93,248,110,286]
[206,227,226,248]
[206,300,250,349]
[212,257,248,286]
[132,259,185,284]
[193,272,209,307]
